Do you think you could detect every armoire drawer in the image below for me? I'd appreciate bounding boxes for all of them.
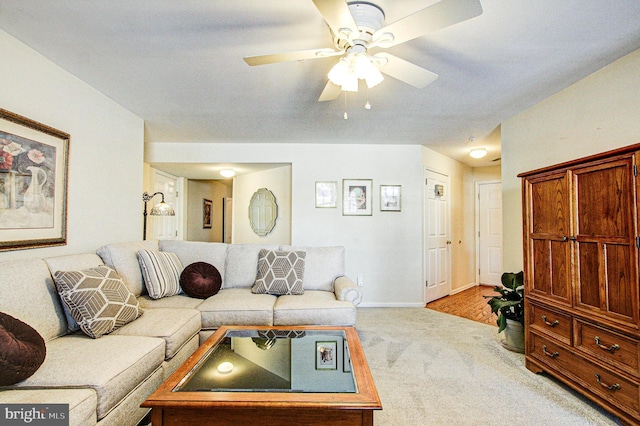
[528,303,572,345]
[575,320,640,376]
[530,333,640,414]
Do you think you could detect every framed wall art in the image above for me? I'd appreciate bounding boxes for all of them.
[315,181,337,208]
[0,108,69,251]
[342,179,372,216]
[203,198,212,229]
[316,341,337,370]
[380,185,402,212]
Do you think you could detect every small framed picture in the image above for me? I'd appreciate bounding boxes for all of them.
[343,179,372,216]
[316,341,337,370]
[343,341,352,373]
[315,181,337,208]
[203,198,212,228]
[380,185,401,212]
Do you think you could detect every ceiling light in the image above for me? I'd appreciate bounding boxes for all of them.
[328,52,384,93]
[220,169,236,178]
[469,148,487,159]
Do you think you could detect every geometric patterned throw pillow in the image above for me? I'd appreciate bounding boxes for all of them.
[137,250,184,299]
[251,250,306,295]
[52,265,143,339]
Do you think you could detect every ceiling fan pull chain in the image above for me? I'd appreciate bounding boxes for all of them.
[344,91,348,120]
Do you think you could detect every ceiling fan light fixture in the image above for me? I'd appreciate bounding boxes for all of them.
[354,54,383,88]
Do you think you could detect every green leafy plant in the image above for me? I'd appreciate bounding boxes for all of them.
[485,271,524,333]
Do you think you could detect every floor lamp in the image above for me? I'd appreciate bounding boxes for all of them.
[142,191,175,240]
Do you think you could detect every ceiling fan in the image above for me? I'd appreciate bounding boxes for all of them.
[244,0,483,101]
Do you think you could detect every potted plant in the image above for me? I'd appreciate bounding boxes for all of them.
[485,271,525,353]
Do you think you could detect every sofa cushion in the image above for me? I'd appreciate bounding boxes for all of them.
[137,250,184,299]
[137,294,203,310]
[273,290,356,326]
[0,312,46,385]
[53,266,143,339]
[197,288,276,329]
[44,254,106,332]
[252,250,306,295]
[97,240,159,296]
[112,307,200,360]
[159,240,227,283]
[224,244,279,288]
[13,334,165,421]
[180,262,222,299]
[279,246,345,291]
[0,259,67,343]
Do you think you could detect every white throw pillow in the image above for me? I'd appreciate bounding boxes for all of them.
[137,250,184,299]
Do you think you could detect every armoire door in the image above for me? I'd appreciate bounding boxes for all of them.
[524,170,572,306]
[572,155,639,326]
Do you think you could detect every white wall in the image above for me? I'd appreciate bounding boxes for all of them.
[502,48,640,272]
[146,142,426,306]
[0,30,144,260]
[233,165,292,245]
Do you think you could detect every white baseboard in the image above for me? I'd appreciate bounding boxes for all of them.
[450,282,477,295]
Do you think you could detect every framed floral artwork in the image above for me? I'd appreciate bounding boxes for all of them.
[343,179,372,216]
[0,109,69,251]
[380,185,401,212]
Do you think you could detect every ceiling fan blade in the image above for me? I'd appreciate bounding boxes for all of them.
[244,48,342,66]
[312,0,359,41]
[318,80,343,101]
[372,0,482,48]
[375,53,438,88]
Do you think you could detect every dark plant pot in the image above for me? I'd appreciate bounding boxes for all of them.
[502,319,525,353]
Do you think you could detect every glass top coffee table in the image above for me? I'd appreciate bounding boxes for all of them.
[142,325,381,426]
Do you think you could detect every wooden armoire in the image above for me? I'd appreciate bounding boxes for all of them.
[519,143,640,425]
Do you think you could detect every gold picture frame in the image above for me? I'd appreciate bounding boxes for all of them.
[0,109,69,251]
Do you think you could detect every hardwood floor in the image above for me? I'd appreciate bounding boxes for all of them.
[425,285,498,326]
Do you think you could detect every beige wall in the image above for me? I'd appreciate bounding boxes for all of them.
[186,180,230,242]
[0,30,144,260]
[502,48,640,271]
[232,165,292,245]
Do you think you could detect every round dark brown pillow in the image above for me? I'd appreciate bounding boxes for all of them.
[180,262,222,299]
[0,312,46,386]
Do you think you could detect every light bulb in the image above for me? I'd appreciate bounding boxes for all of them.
[365,101,371,110]
[344,112,348,120]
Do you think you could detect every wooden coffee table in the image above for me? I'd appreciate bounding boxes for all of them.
[142,325,382,425]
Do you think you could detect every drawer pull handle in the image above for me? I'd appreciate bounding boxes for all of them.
[595,374,621,391]
[594,336,620,353]
[542,345,559,358]
[541,315,559,327]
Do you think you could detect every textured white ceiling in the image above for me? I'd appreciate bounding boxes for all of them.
[1,0,640,172]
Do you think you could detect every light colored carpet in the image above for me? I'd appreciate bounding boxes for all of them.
[355,308,621,426]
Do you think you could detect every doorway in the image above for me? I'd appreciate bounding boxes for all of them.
[477,181,502,286]
[424,169,451,303]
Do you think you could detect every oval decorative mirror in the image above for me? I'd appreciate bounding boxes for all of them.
[249,188,278,236]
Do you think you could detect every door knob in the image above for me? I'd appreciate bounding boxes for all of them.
[446,240,452,245]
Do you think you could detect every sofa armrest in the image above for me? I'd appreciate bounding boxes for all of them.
[334,276,362,306]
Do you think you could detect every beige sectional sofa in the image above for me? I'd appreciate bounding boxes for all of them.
[0,240,362,426]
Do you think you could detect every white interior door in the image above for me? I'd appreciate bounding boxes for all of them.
[478,181,502,286]
[150,170,178,240]
[425,169,451,303]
